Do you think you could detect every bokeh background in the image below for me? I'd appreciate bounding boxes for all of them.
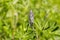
[0,0,60,40]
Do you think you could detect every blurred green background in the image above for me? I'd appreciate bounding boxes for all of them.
[0,0,60,40]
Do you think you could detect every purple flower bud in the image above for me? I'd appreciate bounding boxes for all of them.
[29,10,34,26]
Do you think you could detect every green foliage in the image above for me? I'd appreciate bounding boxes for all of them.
[0,0,60,40]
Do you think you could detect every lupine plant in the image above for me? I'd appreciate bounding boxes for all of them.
[0,0,60,40]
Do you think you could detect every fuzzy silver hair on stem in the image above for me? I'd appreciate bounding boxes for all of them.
[29,10,34,27]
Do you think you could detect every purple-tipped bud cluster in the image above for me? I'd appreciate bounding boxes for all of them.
[29,10,34,26]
